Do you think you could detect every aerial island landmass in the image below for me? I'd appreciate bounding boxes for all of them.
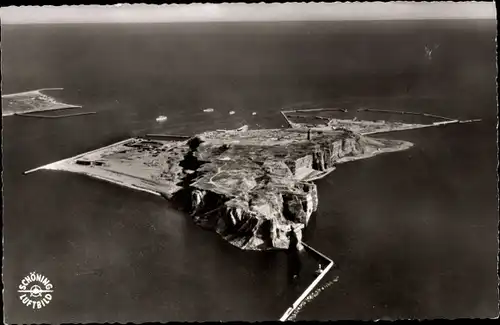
[25,108,480,250]
[34,118,423,250]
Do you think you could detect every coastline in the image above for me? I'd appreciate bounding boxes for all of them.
[23,127,415,252]
[28,132,414,201]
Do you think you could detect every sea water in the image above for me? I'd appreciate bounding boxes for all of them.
[2,20,497,322]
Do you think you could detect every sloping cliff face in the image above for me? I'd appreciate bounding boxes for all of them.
[189,170,318,250]
[178,128,410,250]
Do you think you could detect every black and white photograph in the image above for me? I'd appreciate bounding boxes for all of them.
[1,2,498,322]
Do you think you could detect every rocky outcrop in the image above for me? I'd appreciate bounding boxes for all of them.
[177,128,410,250]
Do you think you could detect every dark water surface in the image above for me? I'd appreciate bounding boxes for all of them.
[2,20,497,322]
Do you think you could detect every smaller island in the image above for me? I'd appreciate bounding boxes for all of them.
[2,88,82,116]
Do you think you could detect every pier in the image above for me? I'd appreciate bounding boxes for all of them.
[286,114,331,121]
[361,118,481,135]
[356,108,457,121]
[15,111,96,119]
[144,134,192,141]
[282,108,348,113]
[280,108,349,128]
[280,111,294,127]
[279,242,335,321]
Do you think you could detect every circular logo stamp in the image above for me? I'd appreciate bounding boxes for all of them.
[18,271,54,309]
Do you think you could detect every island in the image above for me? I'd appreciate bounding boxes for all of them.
[2,88,82,116]
[38,122,415,250]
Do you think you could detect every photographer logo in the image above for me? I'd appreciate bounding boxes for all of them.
[18,271,53,309]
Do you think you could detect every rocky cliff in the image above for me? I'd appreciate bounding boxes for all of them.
[176,128,411,250]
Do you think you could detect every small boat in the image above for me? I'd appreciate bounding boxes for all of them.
[252,112,257,116]
[229,111,235,115]
[315,264,323,276]
[236,125,248,132]
[203,108,214,113]
[156,115,167,122]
